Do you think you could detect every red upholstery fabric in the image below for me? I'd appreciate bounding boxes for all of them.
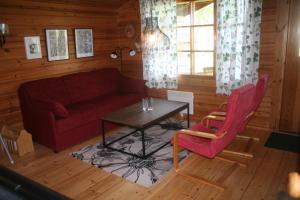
[177,84,256,158]
[18,68,146,152]
[207,120,224,130]
[235,74,269,132]
[252,74,269,111]
[21,78,71,105]
[63,69,122,104]
[121,76,147,95]
[33,98,69,118]
[56,94,141,134]
[207,74,269,132]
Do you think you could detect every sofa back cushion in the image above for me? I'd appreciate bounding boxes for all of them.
[21,78,71,105]
[63,68,122,104]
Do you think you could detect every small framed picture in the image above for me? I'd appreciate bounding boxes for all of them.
[75,29,94,58]
[24,36,42,59]
[45,29,69,61]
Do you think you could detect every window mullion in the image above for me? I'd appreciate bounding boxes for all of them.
[190,1,195,75]
[176,0,215,76]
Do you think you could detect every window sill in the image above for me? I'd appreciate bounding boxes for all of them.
[178,74,215,80]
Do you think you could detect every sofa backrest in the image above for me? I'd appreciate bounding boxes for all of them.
[20,77,72,105]
[19,68,123,105]
[63,68,122,104]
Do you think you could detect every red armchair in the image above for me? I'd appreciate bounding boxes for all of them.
[202,75,269,158]
[173,84,256,190]
[207,74,269,130]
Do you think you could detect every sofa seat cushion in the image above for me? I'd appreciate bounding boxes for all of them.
[56,94,141,134]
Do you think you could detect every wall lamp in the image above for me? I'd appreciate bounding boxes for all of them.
[0,23,9,48]
[110,47,136,72]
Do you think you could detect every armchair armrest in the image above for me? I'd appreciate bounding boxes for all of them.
[218,102,228,111]
[176,129,226,140]
[201,115,226,127]
[209,111,226,116]
[32,98,69,118]
[121,76,146,96]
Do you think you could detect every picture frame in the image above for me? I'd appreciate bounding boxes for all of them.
[24,36,42,59]
[45,29,69,61]
[74,29,94,58]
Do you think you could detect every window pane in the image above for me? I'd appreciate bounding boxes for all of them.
[178,52,191,74]
[177,3,191,26]
[194,52,213,75]
[194,2,214,25]
[194,26,214,51]
[177,27,190,50]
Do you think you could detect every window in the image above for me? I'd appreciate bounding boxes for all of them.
[177,0,215,76]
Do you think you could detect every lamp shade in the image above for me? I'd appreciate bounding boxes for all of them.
[129,49,136,56]
[142,17,170,51]
[110,48,136,59]
[0,23,9,35]
[110,52,118,59]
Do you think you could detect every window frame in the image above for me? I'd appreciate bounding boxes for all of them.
[176,0,216,78]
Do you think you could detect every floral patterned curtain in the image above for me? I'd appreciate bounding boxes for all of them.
[139,0,178,89]
[216,0,263,95]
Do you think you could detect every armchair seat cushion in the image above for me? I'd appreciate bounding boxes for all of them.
[178,123,217,158]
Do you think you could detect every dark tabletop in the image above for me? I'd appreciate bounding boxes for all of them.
[102,98,188,129]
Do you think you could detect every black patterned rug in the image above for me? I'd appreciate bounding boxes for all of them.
[71,121,189,187]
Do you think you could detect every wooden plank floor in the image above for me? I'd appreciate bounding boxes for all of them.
[0,127,299,200]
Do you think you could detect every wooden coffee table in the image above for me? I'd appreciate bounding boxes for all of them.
[101,98,189,159]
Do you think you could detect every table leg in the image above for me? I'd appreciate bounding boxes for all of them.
[102,120,106,146]
[141,129,146,158]
[187,104,190,128]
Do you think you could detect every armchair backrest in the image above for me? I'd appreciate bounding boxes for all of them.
[237,74,269,133]
[215,84,256,138]
[252,74,269,111]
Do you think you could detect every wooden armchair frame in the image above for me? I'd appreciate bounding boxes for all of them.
[218,102,228,111]
[200,111,257,158]
[173,130,246,191]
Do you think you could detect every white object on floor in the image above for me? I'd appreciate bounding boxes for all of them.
[0,134,14,164]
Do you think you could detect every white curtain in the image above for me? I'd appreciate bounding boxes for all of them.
[139,0,178,89]
[216,0,263,95]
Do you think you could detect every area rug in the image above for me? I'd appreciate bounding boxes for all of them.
[71,121,189,188]
[264,132,300,153]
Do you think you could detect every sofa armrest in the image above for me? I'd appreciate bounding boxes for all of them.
[32,98,69,118]
[121,76,146,96]
[33,109,58,150]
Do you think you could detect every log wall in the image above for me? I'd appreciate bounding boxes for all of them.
[0,0,290,131]
[0,0,122,125]
[118,0,290,130]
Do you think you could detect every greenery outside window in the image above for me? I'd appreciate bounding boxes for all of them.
[177,0,215,76]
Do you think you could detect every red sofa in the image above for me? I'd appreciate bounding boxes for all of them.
[18,68,146,152]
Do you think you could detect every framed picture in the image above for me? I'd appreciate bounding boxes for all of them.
[24,36,42,59]
[75,29,94,58]
[45,29,69,61]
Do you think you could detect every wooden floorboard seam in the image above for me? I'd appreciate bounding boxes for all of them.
[239,148,267,200]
